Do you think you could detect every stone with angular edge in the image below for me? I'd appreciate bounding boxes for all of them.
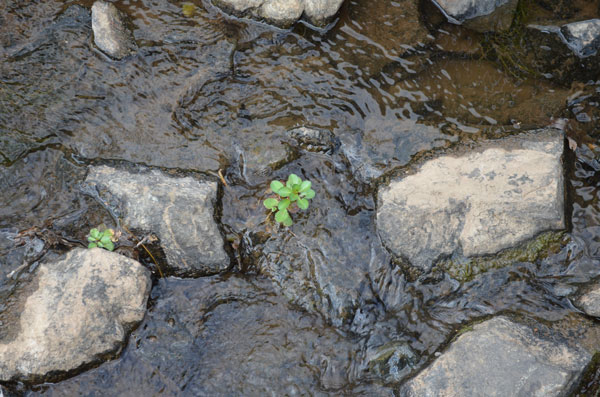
[212,0,344,27]
[91,1,137,59]
[0,248,151,382]
[401,316,591,397]
[377,128,565,272]
[575,283,600,317]
[85,166,229,277]
[431,0,518,32]
[561,19,600,58]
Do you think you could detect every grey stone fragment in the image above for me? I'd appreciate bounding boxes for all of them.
[85,166,229,277]
[288,126,336,153]
[91,1,137,59]
[401,316,591,397]
[575,285,600,317]
[212,0,343,27]
[377,128,565,272]
[431,0,518,32]
[0,248,150,382]
[561,19,600,57]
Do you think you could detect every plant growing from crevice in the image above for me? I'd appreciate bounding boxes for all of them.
[263,173,315,226]
[87,227,116,251]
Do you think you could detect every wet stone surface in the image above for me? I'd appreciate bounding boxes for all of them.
[401,316,592,397]
[28,275,395,396]
[0,248,150,383]
[377,128,565,272]
[85,166,229,277]
[431,0,518,32]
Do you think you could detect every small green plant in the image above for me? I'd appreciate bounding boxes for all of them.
[87,228,115,251]
[263,173,315,227]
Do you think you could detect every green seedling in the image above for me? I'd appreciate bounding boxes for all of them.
[263,173,315,227]
[87,228,116,251]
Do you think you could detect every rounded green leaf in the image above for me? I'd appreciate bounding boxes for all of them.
[275,208,289,223]
[88,242,98,249]
[88,235,98,243]
[102,241,115,251]
[299,180,311,192]
[282,217,293,227]
[278,199,291,211]
[304,189,315,199]
[90,228,100,239]
[289,193,299,202]
[270,180,284,193]
[263,198,279,210]
[278,187,292,197]
[100,235,112,245]
[287,174,301,188]
[297,198,309,210]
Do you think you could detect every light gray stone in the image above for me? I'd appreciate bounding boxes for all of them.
[575,284,600,317]
[561,19,600,57]
[0,248,150,382]
[85,166,229,277]
[212,0,344,27]
[91,1,136,59]
[431,0,518,32]
[377,129,565,272]
[401,316,591,397]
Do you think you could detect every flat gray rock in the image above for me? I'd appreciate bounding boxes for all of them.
[561,19,600,57]
[575,284,600,317]
[212,0,344,27]
[85,166,229,277]
[91,1,136,59]
[0,248,150,382]
[431,0,518,32]
[377,129,565,272]
[401,316,591,397]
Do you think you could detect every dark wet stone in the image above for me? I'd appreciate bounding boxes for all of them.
[430,0,518,32]
[212,0,344,27]
[28,276,394,395]
[84,165,229,277]
[377,129,565,272]
[340,119,454,183]
[91,1,137,59]
[401,316,592,396]
[288,126,336,153]
[0,248,150,383]
[0,230,44,283]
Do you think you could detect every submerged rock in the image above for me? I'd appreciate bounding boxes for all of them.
[32,276,395,395]
[377,128,565,273]
[91,1,137,59]
[288,126,336,153]
[401,316,591,396]
[0,248,150,382]
[85,166,229,277]
[430,0,518,32]
[212,0,344,27]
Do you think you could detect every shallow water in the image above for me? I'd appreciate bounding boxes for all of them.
[1,0,600,395]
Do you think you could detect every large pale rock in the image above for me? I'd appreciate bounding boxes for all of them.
[431,0,518,32]
[212,0,344,27]
[0,248,150,382]
[85,166,229,277]
[401,317,591,396]
[377,129,565,272]
[561,19,600,58]
[91,1,136,59]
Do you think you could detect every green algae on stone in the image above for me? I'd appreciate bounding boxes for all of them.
[437,230,566,282]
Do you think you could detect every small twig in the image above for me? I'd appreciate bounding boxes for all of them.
[218,169,228,186]
[122,225,165,279]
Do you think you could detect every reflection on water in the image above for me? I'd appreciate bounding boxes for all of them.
[1,0,600,394]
